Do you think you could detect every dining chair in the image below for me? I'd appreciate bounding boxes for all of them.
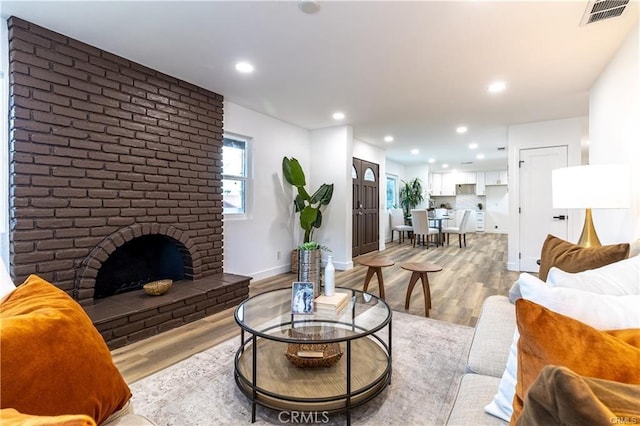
[442,209,471,248]
[390,208,413,244]
[410,209,440,248]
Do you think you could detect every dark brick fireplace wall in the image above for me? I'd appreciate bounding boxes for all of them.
[7,17,225,304]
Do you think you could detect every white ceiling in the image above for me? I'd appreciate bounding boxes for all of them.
[2,1,638,171]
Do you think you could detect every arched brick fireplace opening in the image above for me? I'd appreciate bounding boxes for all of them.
[75,224,200,304]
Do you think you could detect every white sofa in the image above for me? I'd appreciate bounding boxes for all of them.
[446,243,640,424]
[446,295,514,425]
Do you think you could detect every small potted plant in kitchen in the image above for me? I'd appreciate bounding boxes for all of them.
[399,177,425,221]
[282,157,334,286]
[477,202,483,211]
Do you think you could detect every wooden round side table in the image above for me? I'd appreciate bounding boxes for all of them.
[357,257,395,300]
[400,262,443,317]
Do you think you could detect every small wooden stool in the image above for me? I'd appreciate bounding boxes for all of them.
[357,257,395,300]
[401,262,443,317]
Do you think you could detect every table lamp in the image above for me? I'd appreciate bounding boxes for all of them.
[552,164,630,247]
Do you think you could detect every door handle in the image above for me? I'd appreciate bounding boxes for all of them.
[552,215,567,220]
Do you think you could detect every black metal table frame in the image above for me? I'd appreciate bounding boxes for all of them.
[234,288,392,425]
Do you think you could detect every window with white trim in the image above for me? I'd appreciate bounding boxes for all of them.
[386,175,398,209]
[222,135,250,215]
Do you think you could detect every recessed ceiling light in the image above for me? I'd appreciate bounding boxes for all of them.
[384,135,394,143]
[411,148,419,155]
[298,0,320,14]
[235,62,254,73]
[428,158,435,163]
[488,80,507,94]
[332,112,345,120]
[469,143,478,149]
[476,153,485,160]
[442,164,449,168]
[456,126,468,134]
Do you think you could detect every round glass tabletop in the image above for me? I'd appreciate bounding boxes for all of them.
[235,287,391,343]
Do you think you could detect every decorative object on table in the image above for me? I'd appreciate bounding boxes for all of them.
[323,255,335,296]
[552,164,630,247]
[296,242,325,296]
[285,326,344,368]
[315,291,349,314]
[291,281,315,315]
[399,177,424,220]
[143,279,172,296]
[282,157,334,277]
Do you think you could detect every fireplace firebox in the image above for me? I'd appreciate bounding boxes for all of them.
[94,234,186,299]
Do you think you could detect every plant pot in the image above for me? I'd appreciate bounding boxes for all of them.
[297,248,322,297]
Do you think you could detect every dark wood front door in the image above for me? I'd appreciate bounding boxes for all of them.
[352,158,379,257]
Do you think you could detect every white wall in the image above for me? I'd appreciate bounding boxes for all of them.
[310,126,353,270]
[485,185,508,234]
[507,117,586,270]
[353,138,387,251]
[223,101,311,280]
[589,23,640,243]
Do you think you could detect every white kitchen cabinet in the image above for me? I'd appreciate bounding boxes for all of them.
[475,211,485,232]
[463,172,477,184]
[441,173,456,196]
[499,170,508,185]
[475,172,485,195]
[430,173,442,196]
[485,170,508,186]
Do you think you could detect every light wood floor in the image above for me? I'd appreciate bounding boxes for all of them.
[112,233,518,384]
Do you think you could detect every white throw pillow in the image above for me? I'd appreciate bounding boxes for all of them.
[0,256,16,299]
[630,238,640,258]
[547,256,640,295]
[484,329,519,421]
[484,272,640,422]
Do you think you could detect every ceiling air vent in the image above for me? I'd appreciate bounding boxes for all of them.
[461,161,473,165]
[497,147,506,151]
[580,0,629,25]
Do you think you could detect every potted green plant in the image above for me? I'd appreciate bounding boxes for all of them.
[282,157,334,286]
[399,177,424,220]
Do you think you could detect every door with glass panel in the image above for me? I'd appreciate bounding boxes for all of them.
[352,158,379,256]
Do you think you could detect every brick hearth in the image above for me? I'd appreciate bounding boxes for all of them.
[7,17,250,346]
[85,274,248,349]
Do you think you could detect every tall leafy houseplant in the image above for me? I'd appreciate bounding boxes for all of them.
[399,178,424,219]
[282,157,334,244]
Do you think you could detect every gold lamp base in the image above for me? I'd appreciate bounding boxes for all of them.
[577,208,601,247]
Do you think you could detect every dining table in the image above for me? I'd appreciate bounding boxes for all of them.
[428,216,450,246]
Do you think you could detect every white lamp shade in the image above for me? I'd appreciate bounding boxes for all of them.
[552,165,630,209]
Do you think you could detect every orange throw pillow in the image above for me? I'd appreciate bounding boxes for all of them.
[0,408,96,426]
[511,299,640,424]
[0,275,131,424]
[538,234,629,281]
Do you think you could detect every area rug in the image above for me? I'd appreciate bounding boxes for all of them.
[130,311,474,425]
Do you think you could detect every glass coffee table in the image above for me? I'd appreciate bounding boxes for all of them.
[234,287,392,424]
